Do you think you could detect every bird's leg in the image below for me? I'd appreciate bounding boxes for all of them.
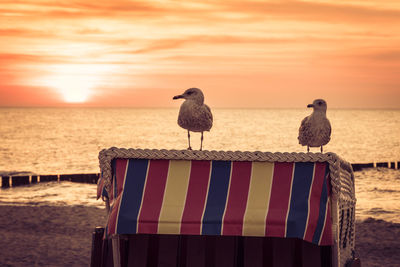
[307,146,310,153]
[200,132,204,151]
[321,146,323,153]
[187,130,192,150]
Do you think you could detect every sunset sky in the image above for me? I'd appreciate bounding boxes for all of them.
[1,0,399,108]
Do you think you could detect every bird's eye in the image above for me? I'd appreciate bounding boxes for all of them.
[187,91,193,95]
[318,102,322,105]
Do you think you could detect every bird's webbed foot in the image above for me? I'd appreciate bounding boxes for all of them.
[187,146,192,150]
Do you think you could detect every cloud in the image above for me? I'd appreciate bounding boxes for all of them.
[364,50,400,63]
[0,0,172,20]
[0,53,74,66]
[0,85,61,106]
[75,28,107,35]
[2,0,400,25]
[0,28,55,37]
[127,35,290,54]
[216,0,400,24]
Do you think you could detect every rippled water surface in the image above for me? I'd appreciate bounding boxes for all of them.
[0,108,399,175]
[354,168,400,222]
[0,108,399,222]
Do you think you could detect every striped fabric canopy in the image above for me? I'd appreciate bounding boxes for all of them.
[98,159,332,245]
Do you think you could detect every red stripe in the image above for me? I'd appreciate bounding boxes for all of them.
[107,196,122,235]
[109,182,114,203]
[319,174,333,245]
[115,159,128,195]
[180,161,211,235]
[109,159,127,203]
[137,160,169,234]
[222,161,252,235]
[107,159,128,235]
[304,163,326,242]
[96,177,104,199]
[319,198,332,245]
[265,162,294,237]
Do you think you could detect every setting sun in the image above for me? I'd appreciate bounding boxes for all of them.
[49,75,94,103]
[38,64,113,103]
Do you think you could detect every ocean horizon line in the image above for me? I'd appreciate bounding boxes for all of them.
[1,106,400,110]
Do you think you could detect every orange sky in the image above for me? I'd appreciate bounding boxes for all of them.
[1,0,399,108]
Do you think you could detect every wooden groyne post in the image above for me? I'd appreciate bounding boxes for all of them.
[0,173,100,188]
[60,173,99,184]
[351,161,400,171]
[1,176,10,188]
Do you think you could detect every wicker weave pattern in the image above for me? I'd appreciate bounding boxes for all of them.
[99,147,348,193]
[98,147,356,267]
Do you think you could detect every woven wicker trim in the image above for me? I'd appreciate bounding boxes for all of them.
[98,147,353,197]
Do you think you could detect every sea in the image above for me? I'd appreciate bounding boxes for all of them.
[0,108,399,222]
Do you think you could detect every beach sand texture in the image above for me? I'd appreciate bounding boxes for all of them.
[0,205,107,267]
[0,205,398,267]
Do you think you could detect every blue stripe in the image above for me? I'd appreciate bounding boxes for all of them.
[286,162,315,238]
[100,170,108,198]
[112,160,118,200]
[312,165,330,244]
[201,161,232,235]
[116,159,149,234]
[102,187,108,199]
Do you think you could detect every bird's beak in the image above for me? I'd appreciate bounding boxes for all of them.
[173,95,183,100]
[307,104,314,108]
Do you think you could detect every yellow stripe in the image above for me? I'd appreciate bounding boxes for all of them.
[158,160,191,234]
[242,162,274,236]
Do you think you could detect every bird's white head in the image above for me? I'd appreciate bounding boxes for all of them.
[173,88,205,105]
[307,99,328,113]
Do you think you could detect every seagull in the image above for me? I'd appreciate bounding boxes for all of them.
[298,99,331,153]
[173,88,213,151]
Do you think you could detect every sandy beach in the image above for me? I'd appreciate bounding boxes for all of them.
[355,218,400,267]
[0,205,107,267]
[0,205,398,267]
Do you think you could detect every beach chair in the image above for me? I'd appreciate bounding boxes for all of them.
[92,147,359,267]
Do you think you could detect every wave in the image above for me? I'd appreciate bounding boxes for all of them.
[371,187,400,193]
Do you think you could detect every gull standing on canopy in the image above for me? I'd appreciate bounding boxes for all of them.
[298,99,331,153]
[173,88,213,151]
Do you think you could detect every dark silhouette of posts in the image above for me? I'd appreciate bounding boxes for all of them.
[91,226,105,267]
[31,175,38,184]
[39,175,58,182]
[60,173,99,184]
[11,176,30,186]
[1,176,10,188]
